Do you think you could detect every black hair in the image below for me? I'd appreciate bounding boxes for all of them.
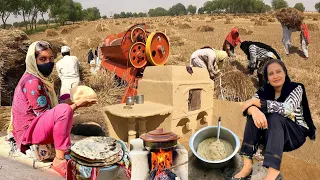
[200,46,213,50]
[62,52,70,56]
[35,41,52,58]
[263,59,288,83]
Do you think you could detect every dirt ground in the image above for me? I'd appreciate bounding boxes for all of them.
[1,14,320,180]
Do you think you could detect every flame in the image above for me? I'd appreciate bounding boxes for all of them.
[151,149,173,175]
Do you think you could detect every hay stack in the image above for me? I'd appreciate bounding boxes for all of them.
[199,17,205,20]
[197,25,214,32]
[178,23,192,29]
[254,20,268,26]
[215,69,256,102]
[307,23,319,31]
[74,37,89,49]
[96,24,108,32]
[0,29,31,105]
[275,7,304,29]
[60,27,73,34]
[45,38,67,57]
[45,29,58,37]
[238,27,253,35]
[250,18,256,22]
[313,17,318,21]
[88,37,103,48]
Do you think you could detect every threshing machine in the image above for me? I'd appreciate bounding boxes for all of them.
[99,23,170,103]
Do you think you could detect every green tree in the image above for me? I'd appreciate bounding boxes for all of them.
[83,7,101,21]
[272,0,288,10]
[197,7,205,14]
[294,3,305,12]
[316,2,320,12]
[69,2,83,23]
[138,12,147,17]
[148,7,168,17]
[187,5,197,15]
[168,3,187,16]
[17,0,33,30]
[50,0,71,25]
[0,0,17,29]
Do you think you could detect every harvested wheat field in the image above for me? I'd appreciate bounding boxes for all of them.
[1,14,320,179]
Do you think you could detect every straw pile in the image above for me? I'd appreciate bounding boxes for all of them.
[275,8,304,29]
[238,27,253,35]
[197,25,214,32]
[178,23,192,29]
[45,29,58,37]
[254,20,268,26]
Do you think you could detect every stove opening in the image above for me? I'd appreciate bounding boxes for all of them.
[148,148,178,180]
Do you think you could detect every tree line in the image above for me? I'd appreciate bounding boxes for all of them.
[0,0,101,30]
[1,0,320,29]
[113,0,319,19]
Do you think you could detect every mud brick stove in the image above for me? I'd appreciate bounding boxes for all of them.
[130,128,188,180]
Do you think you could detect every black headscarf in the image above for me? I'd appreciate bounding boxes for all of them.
[257,60,316,139]
[240,41,281,61]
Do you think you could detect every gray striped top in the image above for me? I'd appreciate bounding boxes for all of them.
[253,85,308,129]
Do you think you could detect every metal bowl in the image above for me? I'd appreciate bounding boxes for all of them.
[189,126,240,168]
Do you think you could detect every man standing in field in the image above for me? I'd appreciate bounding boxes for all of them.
[56,46,81,96]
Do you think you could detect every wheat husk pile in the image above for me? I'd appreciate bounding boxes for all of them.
[0,29,31,105]
[275,7,304,29]
[197,25,214,32]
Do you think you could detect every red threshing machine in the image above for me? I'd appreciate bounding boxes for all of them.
[99,23,170,103]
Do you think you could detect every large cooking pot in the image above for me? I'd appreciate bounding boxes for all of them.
[189,126,240,168]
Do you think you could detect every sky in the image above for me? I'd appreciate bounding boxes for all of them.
[6,0,319,24]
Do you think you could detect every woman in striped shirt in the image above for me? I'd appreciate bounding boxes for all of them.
[232,59,316,180]
[240,41,281,87]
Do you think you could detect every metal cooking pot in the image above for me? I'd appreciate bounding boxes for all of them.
[126,96,135,105]
[140,128,179,150]
[189,126,240,168]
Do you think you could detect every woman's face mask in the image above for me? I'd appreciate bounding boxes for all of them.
[36,49,55,77]
[37,62,54,76]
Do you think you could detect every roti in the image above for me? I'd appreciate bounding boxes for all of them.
[70,136,122,161]
[70,85,98,101]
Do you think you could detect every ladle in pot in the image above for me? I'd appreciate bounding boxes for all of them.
[217,117,221,141]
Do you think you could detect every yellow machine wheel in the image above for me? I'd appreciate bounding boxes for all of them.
[146,32,170,66]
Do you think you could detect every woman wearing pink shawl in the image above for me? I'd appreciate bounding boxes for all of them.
[10,41,97,177]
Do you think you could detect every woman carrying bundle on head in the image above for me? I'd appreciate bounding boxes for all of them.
[240,41,281,87]
[190,46,228,80]
[222,27,242,57]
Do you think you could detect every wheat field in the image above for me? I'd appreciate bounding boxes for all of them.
[29,14,320,127]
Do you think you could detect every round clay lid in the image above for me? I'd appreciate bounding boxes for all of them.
[140,128,179,143]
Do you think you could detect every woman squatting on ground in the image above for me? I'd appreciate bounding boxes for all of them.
[10,41,97,177]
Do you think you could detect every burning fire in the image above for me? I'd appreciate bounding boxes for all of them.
[151,149,173,175]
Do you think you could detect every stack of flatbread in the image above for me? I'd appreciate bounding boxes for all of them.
[70,136,123,167]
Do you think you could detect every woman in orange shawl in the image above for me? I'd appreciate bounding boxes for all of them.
[222,27,242,57]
